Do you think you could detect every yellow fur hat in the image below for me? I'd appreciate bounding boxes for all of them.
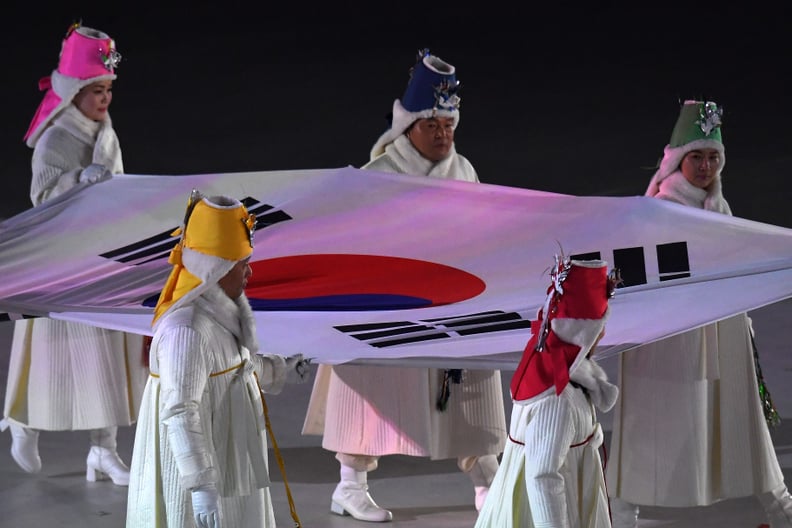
[152,190,256,326]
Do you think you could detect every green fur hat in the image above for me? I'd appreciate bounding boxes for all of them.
[669,100,723,147]
[645,100,726,206]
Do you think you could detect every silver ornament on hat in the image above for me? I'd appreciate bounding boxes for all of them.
[242,211,257,249]
[535,254,572,352]
[696,101,723,136]
[433,79,461,111]
[99,46,122,71]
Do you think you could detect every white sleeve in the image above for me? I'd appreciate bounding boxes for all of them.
[30,129,83,206]
[158,325,219,490]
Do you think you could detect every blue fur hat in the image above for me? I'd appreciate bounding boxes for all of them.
[402,48,460,113]
[370,49,461,159]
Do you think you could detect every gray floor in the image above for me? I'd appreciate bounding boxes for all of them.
[1,300,792,527]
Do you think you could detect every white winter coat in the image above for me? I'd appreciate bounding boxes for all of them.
[3,104,145,432]
[127,286,289,527]
[606,171,784,506]
[476,359,614,528]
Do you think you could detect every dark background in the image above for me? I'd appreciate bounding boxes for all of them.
[1,3,789,226]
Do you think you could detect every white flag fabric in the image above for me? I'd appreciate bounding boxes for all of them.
[2,166,791,368]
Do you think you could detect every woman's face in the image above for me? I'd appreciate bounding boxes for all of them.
[680,148,721,189]
[218,257,252,299]
[72,80,113,121]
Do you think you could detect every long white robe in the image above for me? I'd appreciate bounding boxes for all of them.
[302,134,506,460]
[127,287,289,527]
[606,172,784,506]
[3,105,145,432]
[476,360,612,527]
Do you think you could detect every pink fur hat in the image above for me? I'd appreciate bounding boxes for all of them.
[23,23,120,147]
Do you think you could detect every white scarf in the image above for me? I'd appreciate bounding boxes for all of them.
[382,134,478,181]
[53,104,124,174]
[195,285,260,354]
[655,171,732,215]
[569,357,619,413]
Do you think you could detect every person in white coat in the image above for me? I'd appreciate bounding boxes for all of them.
[475,256,619,528]
[1,22,147,485]
[606,100,792,528]
[302,49,506,522]
[126,190,307,527]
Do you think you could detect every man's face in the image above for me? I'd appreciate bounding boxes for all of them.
[218,257,252,299]
[406,116,455,162]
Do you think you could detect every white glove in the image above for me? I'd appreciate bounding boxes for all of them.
[78,163,113,184]
[191,483,221,528]
[285,354,312,384]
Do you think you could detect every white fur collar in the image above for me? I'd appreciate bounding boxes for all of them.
[195,285,259,353]
[656,171,731,215]
[383,134,464,179]
[569,357,619,412]
[94,116,123,174]
[52,105,101,145]
[50,104,123,174]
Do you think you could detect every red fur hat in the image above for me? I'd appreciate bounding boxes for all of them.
[510,257,616,403]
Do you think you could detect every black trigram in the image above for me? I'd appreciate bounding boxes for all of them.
[98,198,291,266]
[335,311,531,348]
[572,241,690,287]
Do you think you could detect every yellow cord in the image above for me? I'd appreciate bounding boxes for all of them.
[260,389,302,527]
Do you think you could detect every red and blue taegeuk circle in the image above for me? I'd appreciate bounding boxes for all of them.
[246,254,483,311]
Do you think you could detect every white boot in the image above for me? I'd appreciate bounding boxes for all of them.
[9,423,42,473]
[758,484,792,527]
[610,497,639,528]
[466,454,499,512]
[86,427,129,486]
[330,464,392,522]
[86,446,130,486]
